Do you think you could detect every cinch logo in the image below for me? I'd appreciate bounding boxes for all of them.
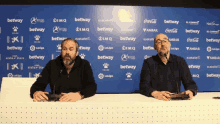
[171,47,179,50]
[120,65,136,70]
[7,46,23,51]
[143,46,154,50]
[185,29,200,34]
[51,37,67,41]
[186,21,200,25]
[169,38,179,42]
[126,72,132,80]
[206,30,220,34]
[164,20,179,25]
[7,36,23,43]
[97,55,114,60]
[76,27,89,32]
[29,28,45,32]
[7,18,23,23]
[28,64,44,69]
[165,28,178,33]
[121,54,135,61]
[207,46,220,52]
[103,63,110,71]
[98,36,112,41]
[144,55,151,59]
[144,19,157,24]
[30,45,44,51]
[186,56,200,59]
[98,45,113,51]
[206,22,219,26]
[29,72,41,78]
[192,74,200,78]
[6,55,24,60]
[122,46,135,50]
[75,37,90,41]
[79,46,91,51]
[34,35,41,43]
[79,53,86,59]
[29,55,45,60]
[53,18,67,23]
[12,26,19,34]
[187,38,199,42]
[97,27,113,32]
[143,28,158,32]
[207,73,220,78]
[7,73,22,77]
[75,18,91,22]
[120,37,136,41]
[207,65,220,68]
[188,65,200,69]
[98,73,113,79]
[207,56,220,60]
[143,38,154,41]
[186,47,200,50]
[53,26,67,33]
[7,63,23,70]
[30,17,44,24]
[206,38,220,43]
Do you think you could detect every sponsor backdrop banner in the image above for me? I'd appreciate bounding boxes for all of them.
[0,5,220,93]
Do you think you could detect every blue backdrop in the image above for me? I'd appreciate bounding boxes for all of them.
[0,5,220,93]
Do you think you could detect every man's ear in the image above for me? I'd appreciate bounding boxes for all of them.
[76,51,79,56]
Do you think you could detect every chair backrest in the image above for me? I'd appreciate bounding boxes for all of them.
[0,77,36,102]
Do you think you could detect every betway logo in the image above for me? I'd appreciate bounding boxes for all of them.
[120,37,136,41]
[97,55,114,60]
[144,19,157,24]
[29,55,45,60]
[143,28,158,32]
[79,46,91,51]
[207,30,220,34]
[206,38,220,43]
[187,56,200,59]
[120,65,136,70]
[188,65,200,69]
[7,18,23,23]
[169,38,179,41]
[207,73,220,78]
[185,29,200,34]
[122,46,135,50]
[207,56,220,60]
[164,20,179,25]
[29,28,45,32]
[187,38,199,42]
[143,46,154,50]
[75,18,90,22]
[186,47,200,50]
[51,37,67,41]
[186,21,199,25]
[165,28,178,33]
[7,46,23,51]
[97,27,113,32]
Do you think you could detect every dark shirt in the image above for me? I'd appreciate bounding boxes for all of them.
[140,54,198,97]
[30,55,97,98]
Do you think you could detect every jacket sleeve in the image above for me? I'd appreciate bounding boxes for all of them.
[30,60,52,98]
[179,57,198,96]
[140,60,156,97]
[80,60,97,98]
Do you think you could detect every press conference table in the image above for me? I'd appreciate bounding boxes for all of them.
[1,92,220,124]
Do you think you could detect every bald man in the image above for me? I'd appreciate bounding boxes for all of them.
[140,33,198,101]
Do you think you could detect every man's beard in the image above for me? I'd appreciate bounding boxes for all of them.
[63,55,73,66]
[158,48,169,57]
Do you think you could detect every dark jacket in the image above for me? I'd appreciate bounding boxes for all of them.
[30,55,97,98]
[140,54,198,97]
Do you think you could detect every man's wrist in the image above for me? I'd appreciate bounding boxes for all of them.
[151,90,159,97]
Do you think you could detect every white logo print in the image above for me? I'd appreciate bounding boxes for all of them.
[7,46,23,51]
[206,30,220,34]
[98,36,112,41]
[6,55,24,60]
[29,55,45,60]
[164,20,179,25]
[7,18,23,23]
[120,65,136,70]
[169,38,179,42]
[186,56,200,59]
[75,18,91,22]
[186,21,200,25]
[192,74,200,78]
[207,73,220,78]
[120,37,136,41]
[103,63,109,69]
[7,73,22,77]
[98,45,113,51]
[121,54,135,61]
[144,55,151,59]
[34,35,40,41]
[29,28,45,32]
[206,38,220,43]
[188,65,201,69]
[187,38,199,42]
[53,18,67,23]
[144,19,157,24]
[79,53,86,59]
[97,55,114,60]
[185,29,200,34]
[28,64,44,69]
[126,72,132,80]
[7,63,23,70]
[30,45,44,51]
[51,37,67,41]
[143,38,154,41]
[165,28,178,33]
[97,27,113,32]
[30,17,44,24]
[79,46,91,51]
[7,36,23,43]
[53,26,67,33]
[12,26,18,34]
[171,47,179,50]
[186,47,200,50]
[143,28,158,32]
[76,27,89,32]
[75,37,90,41]
[207,46,220,52]
[143,46,154,50]
[207,65,220,68]
[122,46,135,50]
[206,22,219,26]
[207,56,220,60]
[98,73,113,79]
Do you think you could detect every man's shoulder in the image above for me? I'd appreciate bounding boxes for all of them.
[76,56,90,66]
[144,55,158,63]
[170,54,185,62]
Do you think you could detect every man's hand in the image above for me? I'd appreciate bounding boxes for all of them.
[151,91,172,101]
[184,90,193,100]
[33,91,49,102]
[59,92,83,102]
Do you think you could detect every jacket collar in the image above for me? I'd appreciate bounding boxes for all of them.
[156,53,174,64]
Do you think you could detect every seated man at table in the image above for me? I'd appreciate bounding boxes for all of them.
[30,38,97,102]
[140,33,198,101]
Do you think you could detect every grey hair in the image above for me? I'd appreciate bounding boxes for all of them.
[61,38,80,52]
